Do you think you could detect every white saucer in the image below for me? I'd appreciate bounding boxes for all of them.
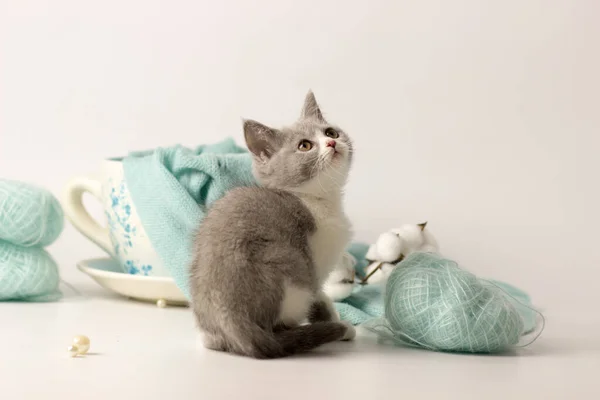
[77,258,188,306]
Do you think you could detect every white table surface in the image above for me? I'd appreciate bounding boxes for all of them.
[1,264,599,400]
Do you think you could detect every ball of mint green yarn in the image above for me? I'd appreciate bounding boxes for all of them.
[0,179,64,247]
[0,241,61,301]
[384,252,524,353]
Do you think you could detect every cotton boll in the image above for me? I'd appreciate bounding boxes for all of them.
[363,261,379,280]
[391,224,425,254]
[374,232,404,262]
[379,263,395,281]
[365,244,379,261]
[419,244,439,253]
[421,229,439,253]
[362,223,440,286]
[323,281,355,301]
[323,253,356,301]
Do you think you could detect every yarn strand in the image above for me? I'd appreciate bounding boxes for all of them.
[487,281,546,348]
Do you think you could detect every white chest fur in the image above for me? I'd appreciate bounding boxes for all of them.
[300,195,352,283]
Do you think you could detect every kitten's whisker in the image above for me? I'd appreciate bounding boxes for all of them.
[309,154,321,180]
[318,153,345,190]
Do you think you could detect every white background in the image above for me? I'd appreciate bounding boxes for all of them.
[1,2,599,398]
[2,0,598,310]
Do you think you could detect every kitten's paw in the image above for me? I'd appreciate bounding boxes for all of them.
[340,321,356,341]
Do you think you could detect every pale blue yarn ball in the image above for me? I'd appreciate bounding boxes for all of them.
[0,179,64,247]
[384,252,524,353]
[0,241,61,301]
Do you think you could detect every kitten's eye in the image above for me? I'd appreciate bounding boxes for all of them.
[298,140,313,151]
[324,128,339,139]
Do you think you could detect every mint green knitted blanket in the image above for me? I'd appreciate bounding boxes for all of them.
[123,139,255,299]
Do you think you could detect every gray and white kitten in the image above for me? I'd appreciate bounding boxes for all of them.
[190,91,356,359]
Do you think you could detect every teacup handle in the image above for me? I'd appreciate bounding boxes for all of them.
[62,175,115,257]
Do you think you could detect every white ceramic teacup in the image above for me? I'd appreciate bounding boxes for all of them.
[63,160,169,277]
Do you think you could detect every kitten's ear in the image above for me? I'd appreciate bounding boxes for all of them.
[301,90,326,122]
[244,119,282,160]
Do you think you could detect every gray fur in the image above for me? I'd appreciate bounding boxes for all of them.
[301,91,326,122]
[190,91,354,359]
[308,301,335,323]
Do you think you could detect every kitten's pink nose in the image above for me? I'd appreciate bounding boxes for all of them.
[326,140,336,148]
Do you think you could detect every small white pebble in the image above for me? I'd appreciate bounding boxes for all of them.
[68,345,79,357]
[72,335,90,355]
[156,299,167,308]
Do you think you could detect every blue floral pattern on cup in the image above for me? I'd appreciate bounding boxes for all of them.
[124,260,153,276]
[105,179,153,276]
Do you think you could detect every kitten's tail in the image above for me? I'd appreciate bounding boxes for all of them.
[232,321,354,359]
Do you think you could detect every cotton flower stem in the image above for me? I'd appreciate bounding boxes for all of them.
[361,262,383,284]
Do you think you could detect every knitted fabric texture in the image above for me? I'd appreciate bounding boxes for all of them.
[0,241,61,301]
[122,138,255,298]
[335,285,385,325]
[0,179,64,247]
[0,179,63,301]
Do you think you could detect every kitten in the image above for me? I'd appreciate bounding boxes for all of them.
[189,91,356,359]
